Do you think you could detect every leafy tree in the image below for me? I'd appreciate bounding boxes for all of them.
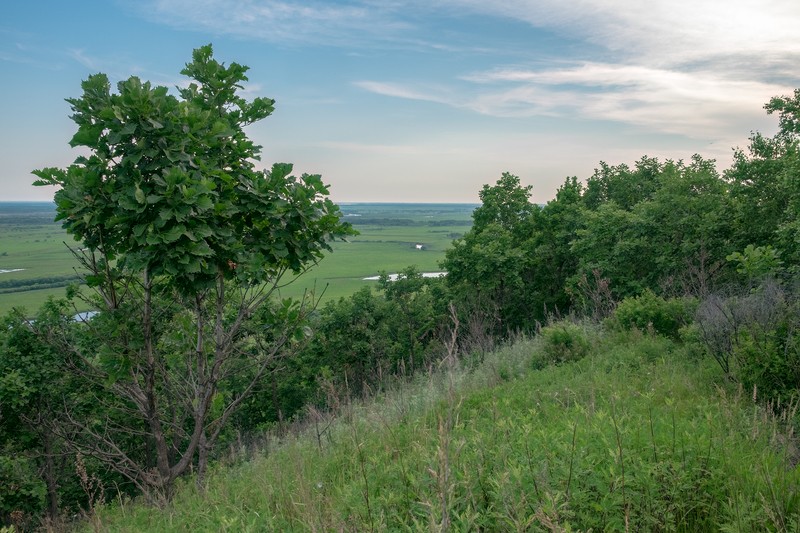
[635,156,732,294]
[378,266,440,370]
[765,88,800,136]
[442,173,540,332]
[582,156,661,211]
[573,156,732,299]
[0,309,57,524]
[526,176,585,314]
[310,287,398,396]
[472,172,536,237]
[31,45,352,500]
[0,301,112,524]
[727,90,800,269]
[571,201,648,298]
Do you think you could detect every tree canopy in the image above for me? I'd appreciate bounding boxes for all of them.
[30,44,353,501]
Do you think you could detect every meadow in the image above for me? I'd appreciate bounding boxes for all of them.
[88,323,800,531]
[0,202,475,316]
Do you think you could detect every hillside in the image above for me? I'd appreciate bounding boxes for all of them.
[87,323,800,531]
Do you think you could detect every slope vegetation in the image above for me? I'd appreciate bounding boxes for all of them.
[90,323,800,531]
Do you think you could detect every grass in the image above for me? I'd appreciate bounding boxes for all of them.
[0,203,86,316]
[0,202,475,316]
[88,325,800,531]
[277,224,462,302]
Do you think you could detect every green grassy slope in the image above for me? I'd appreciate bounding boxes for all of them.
[91,326,800,532]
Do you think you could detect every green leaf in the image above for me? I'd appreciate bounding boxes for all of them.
[162,224,185,243]
[69,124,104,147]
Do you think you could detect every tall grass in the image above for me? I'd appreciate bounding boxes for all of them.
[90,324,799,531]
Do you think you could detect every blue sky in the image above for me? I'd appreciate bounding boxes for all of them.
[2,0,799,203]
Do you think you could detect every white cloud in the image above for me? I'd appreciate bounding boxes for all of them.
[136,0,800,142]
[353,0,800,141]
[357,63,791,141]
[68,49,100,70]
[464,63,791,138]
[440,0,800,69]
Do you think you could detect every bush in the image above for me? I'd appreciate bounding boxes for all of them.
[611,290,696,339]
[695,279,800,403]
[733,324,800,404]
[534,321,591,369]
[0,453,45,528]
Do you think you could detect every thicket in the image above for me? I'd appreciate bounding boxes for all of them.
[2,68,800,530]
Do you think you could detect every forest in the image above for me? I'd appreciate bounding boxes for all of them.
[1,46,799,531]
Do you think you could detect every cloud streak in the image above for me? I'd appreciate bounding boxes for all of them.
[131,0,413,47]
[357,62,792,141]
[135,0,800,142]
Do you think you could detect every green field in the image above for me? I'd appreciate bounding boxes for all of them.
[0,202,475,316]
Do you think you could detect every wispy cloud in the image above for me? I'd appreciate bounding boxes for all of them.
[133,0,800,141]
[68,49,101,70]
[131,0,412,47]
[359,63,791,141]
[356,0,800,140]
[353,81,453,104]
[469,64,791,135]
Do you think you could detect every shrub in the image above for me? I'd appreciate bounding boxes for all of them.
[733,324,800,404]
[695,279,800,402]
[612,290,696,339]
[534,321,591,369]
[0,454,44,527]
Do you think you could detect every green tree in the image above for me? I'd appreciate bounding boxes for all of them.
[0,301,111,524]
[32,45,352,500]
[379,266,439,370]
[571,201,648,299]
[582,156,661,211]
[526,176,585,314]
[442,173,539,332]
[727,90,800,270]
[635,156,732,295]
[311,287,398,396]
[472,172,536,237]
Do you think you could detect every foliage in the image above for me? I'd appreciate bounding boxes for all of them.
[694,280,800,402]
[612,290,697,339]
[12,56,800,527]
[28,45,352,502]
[534,321,592,368]
[726,90,800,269]
[0,453,44,528]
[582,156,662,210]
[471,172,536,236]
[726,244,783,281]
[441,173,539,332]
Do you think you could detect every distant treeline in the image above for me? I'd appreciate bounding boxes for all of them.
[0,203,58,226]
[0,274,81,294]
[346,217,472,227]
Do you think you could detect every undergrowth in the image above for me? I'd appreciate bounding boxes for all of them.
[88,323,800,532]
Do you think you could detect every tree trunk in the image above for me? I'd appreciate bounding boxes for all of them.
[196,431,209,491]
[42,431,60,520]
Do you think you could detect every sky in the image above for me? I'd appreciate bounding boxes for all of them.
[2,1,799,203]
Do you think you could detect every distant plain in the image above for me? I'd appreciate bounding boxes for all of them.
[0,202,475,316]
